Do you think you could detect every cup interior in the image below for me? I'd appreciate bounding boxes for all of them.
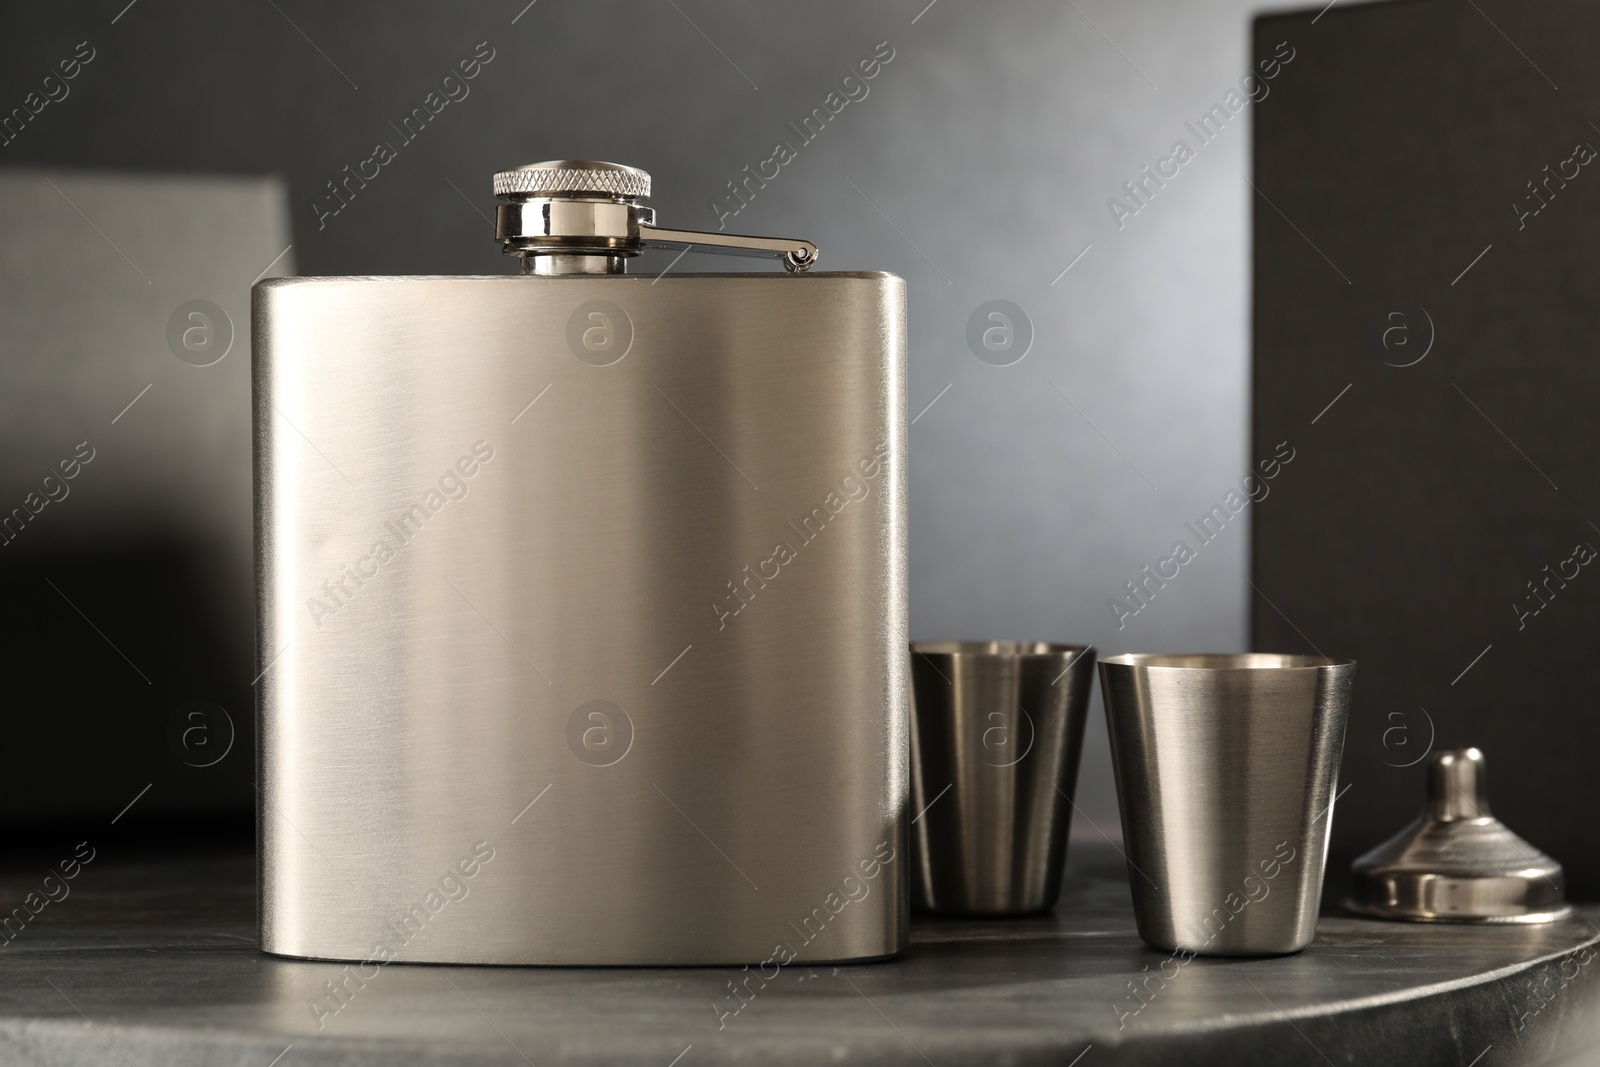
[913,641,1089,658]
[1100,652,1352,670]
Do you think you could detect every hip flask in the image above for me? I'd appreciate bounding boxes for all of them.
[254,160,908,965]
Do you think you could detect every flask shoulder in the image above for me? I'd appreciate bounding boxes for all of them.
[251,272,907,344]
[251,271,903,288]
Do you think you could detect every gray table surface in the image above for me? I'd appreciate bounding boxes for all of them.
[1,843,1597,1066]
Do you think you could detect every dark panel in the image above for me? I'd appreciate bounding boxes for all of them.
[0,543,253,835]
[1252,0,1600,892]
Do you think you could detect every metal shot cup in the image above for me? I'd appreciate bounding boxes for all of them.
[909,642,1096,915]
[1098,653,1356,956]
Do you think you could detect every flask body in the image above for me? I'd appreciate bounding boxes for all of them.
[254,272,907,965]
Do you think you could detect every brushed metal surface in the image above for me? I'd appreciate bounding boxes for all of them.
[254,272,907,965]
[1098,653,1355,956]
[909,641,1095,915]
[1348,747,1572,924]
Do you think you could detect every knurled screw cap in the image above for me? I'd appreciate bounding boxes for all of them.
[493,160,651,199]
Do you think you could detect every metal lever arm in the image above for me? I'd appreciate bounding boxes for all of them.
[638,224,817,273]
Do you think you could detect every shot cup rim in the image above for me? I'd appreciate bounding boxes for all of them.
[1100,652,1354,671]
[911,641,1093,660]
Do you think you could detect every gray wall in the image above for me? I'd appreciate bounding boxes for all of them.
[2,0,1272,836]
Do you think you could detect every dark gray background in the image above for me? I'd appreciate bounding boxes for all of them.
[4,0,1301,840]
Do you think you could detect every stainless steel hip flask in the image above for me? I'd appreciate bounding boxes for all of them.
[255,161,908,965]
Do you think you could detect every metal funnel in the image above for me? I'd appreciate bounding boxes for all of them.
[1347,747,1571,923]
